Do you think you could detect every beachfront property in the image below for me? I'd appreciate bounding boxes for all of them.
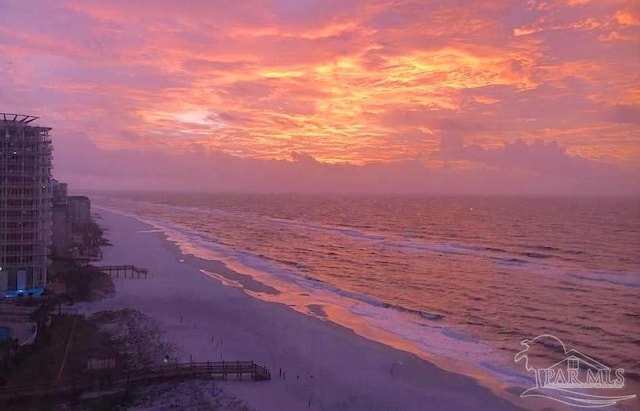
[51,180,71,254]
[68,195,90,228]
[51,182,97,261]
[67,196,98,261]
[0,113,53,293]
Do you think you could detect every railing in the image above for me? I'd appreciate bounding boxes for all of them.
[0,239,41,245]
[0,225,39,231]
[0,249,49,258]
[0,361,271,401]
[96,265,149,279]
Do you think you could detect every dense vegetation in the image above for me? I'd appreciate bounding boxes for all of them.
[49,257,113,301]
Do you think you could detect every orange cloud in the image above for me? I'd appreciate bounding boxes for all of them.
[615,9,639,25]
[1,0,638,173]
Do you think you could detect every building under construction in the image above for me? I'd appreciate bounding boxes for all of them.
[0,113,53,292]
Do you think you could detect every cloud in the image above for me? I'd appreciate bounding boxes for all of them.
[53,133,639,196]
[435,135,620,178]
[604,105,640,125]
[291,151,319,165]
[0,0,638,194]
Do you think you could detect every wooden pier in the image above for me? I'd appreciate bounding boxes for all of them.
[96,265,149,279]
[0,361,270,402]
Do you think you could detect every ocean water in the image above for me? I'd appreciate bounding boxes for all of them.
[94,193,640,393]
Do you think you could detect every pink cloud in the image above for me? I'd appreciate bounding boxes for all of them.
[0,0,637,194]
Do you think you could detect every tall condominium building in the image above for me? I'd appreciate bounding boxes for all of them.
[68,195,91,227]
[0,113,53,292]
[52,179,71,254]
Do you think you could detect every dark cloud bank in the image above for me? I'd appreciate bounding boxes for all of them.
[54,132,639,196]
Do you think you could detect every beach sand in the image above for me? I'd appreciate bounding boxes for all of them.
[83,208,526,411]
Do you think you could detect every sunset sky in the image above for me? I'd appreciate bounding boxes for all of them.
[1,0,639,193]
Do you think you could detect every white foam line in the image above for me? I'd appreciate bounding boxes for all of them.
[199,269,243,289]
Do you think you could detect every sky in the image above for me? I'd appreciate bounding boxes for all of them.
[1,0,639,194]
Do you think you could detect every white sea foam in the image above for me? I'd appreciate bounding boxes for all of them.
[567,271,640,288]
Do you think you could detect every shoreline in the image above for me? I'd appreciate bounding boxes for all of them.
[88,206,532,410]
[94,206,522,385]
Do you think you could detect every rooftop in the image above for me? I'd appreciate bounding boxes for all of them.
[0,113,51,131]
[1,112,39,124]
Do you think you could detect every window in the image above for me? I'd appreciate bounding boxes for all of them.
[568,358,579,370]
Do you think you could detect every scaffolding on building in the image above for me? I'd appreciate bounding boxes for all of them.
[0,113,53,291]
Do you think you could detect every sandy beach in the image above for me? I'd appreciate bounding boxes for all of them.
[83,207,527,411]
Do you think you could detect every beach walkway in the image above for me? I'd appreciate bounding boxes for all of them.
[0,361,270,403]
[96,265,149,279]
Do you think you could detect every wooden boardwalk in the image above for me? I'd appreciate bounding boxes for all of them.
[0,361,270,402]
[96,265,149,279]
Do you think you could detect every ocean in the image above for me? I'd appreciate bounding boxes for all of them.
[93,193,640,394]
